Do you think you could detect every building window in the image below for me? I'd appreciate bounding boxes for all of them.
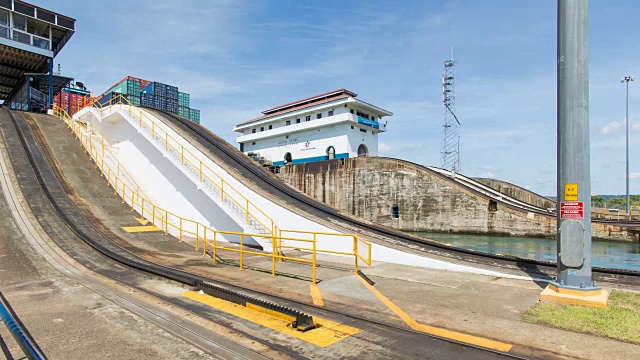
[391,204,399,219]
[285,135,289,139]
[252,128,256,134]
[351,126,354,129]
[286,120,291,126]
[240,143,244,152]
[328,110,334,116]
[350,109,354,114]
[296,118,301,123]
[316,113,322,119]
[13,13,27,31]
[0,9,8,27]
[252,142,256,145]
[269,125,273,130]
[284,152,292,164]
[260,127,264,131]
[305,115,311,122]
[356,111,370,119]
[360,128,367,133]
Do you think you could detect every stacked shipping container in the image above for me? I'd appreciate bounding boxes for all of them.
[54,90,91,116]
[99,76,201,124]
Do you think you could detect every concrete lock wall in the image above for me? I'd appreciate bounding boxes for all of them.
[473,177,557,210]
[277,157,633,241]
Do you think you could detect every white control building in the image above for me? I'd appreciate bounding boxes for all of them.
[234,89,392,166]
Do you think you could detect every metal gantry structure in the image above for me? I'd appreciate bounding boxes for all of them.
[441,55,461,173]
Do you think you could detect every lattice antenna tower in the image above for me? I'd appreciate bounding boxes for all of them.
[441,50,461,172]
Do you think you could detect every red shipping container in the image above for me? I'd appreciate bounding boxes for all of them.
[54,92,90,116]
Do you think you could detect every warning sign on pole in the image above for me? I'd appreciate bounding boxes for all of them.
[560,201,584,219]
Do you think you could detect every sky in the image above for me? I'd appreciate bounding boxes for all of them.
[33,0,640,196]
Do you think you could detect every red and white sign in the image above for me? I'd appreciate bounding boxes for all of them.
[560,201,584,219]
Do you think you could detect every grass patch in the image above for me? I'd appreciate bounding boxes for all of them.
[523,290,640,344]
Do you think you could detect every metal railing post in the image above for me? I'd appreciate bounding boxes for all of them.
[246,200,249,225]
[203,227,207,256]
[312,233,317,284]
[354,237,359,275]
[213,232,217,265]
[164,212,168,235]
[196,224,199,250]
[239,234,244,270]
[179,218,183,242]
[271,234,276,278]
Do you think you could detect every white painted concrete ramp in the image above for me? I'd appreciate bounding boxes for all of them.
[73,104,535,281]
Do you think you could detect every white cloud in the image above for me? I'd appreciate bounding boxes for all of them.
[601,119,640,135]
[378,143,392,155]
[601,120,623,134]
[480,164,498,171]
[630,172,640,180]
[480,171,496,178]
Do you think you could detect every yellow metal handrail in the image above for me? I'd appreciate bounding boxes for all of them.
[53,104,373,283]
[87,94,278,237]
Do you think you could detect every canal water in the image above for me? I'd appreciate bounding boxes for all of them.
[411,232,640,271]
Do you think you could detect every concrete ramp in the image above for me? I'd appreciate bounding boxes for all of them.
[68,103,535,279]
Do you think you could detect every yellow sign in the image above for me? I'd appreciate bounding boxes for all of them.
[564,183,578,201]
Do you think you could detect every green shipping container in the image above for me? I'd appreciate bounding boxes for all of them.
[178,92,190,107]
[189,108,200,123]
[178,106,190,118]
[129,95,141,107]
[107,79,141,97]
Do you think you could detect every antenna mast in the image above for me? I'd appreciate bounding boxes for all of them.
[441,50,461,172]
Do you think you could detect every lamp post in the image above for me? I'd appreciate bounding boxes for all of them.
[621,76,634,220]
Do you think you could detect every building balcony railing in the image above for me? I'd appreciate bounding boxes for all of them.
[0,25,50,51]
[357,116,380,129]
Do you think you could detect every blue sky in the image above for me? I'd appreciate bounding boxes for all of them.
[36,0,640,196]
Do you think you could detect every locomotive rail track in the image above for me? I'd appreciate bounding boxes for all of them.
[147,108,640,285]
[0,107,519,359]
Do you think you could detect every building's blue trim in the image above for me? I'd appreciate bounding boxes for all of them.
[358,116,379,129]
[273,153,349,166]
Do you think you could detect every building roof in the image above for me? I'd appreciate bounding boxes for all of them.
[238,93,352,127]
[236,88,393,129]
[262,88,357,115]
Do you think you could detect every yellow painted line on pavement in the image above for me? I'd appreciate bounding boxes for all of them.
[355,275,513,353]
[181,291,359,347]
[122,225,161,233]
[135,217,150,225]
[310,284,324,306]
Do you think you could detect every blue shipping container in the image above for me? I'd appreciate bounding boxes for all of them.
[141,82,179,99]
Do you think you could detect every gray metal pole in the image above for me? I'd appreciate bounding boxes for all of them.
[556,0,597,290]
[626,80,630,219]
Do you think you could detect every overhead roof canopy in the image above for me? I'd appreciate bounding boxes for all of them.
[24,72,72,96]
[0,45,47,100]
[0,0,75,102]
